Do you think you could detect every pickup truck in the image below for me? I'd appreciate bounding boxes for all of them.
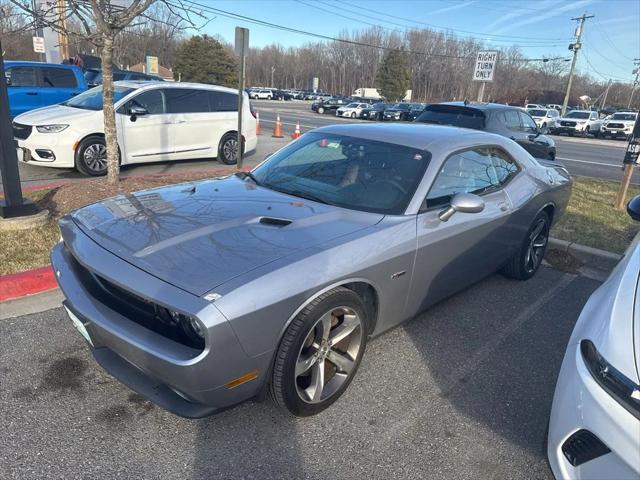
[4,61,87,118]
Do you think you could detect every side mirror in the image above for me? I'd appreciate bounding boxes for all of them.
[439,193,485,222]
[627,195,640,221]
[129,105,148,121]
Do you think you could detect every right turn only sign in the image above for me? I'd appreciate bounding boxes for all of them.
[473,51,498,82]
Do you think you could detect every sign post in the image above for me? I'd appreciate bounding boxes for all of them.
[473,51,498,102]
[32,36,45,54]
[615,115,640,210]
[235,27,249,170]
[0,40,38,218]
[145,56,159,76]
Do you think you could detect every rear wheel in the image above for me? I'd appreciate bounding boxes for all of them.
[75,136,108,176]
[270,287,368,416]
[583,126,590,137]
[351,112,356,118]
[501,211,550,280]
[218,133,243,165]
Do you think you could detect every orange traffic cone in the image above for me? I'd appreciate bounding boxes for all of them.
[291,121,301,139]
[272,113,284,138]
[255,111,262,135]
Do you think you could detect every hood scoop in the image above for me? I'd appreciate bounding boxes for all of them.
[259,216,292,227]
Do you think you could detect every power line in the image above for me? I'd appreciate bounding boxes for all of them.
[314,0,567,46]
[593,20,637,62]
[337,0,572,42]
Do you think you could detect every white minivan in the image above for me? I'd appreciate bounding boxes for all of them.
[12,81,257,176]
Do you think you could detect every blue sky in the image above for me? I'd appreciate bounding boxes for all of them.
[194,0,640,83]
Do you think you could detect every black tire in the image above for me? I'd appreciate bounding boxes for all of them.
[75,136,108,176]
[351,112,356,118]
[217,133,243,165]
[584,126,590,137]
[270,287,369,417]
[548,151,555,161]
[501,211,550,280]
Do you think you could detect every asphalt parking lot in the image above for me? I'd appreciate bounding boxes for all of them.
[0,266,600,479]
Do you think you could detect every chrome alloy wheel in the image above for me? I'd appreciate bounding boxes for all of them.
[525,217,548,273]
[295,306,363,404]
[223,138,238,163]
[82,143,107,172]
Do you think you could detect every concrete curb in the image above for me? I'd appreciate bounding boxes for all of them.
[548,237,622,271]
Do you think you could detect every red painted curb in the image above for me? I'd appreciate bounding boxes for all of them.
[0,265,57,302]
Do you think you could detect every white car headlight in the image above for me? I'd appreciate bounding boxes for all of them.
[36,124,69,133]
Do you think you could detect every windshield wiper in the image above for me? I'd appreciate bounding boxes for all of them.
[235,171,261,185]
[268,186,335,206]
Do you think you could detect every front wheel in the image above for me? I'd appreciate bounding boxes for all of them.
[318,107,325,114]
[218,133,242,165]
[351,112,356,118]
[501,211,550,280]
[75,136,108,176]
[270,287,368,416]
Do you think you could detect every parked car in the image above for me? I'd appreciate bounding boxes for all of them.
[547,195,640,480]
[84,68,163,88]
[600,112,638,139]
[407,103,427,121]
[12,81,256,175]
[415,102,557,160]
[556,110,603,137]
[527,108,560,131]
[383,103,412,121]
[249,88,273,100]
[51,123,571,417]
[4,61,87,118]
[547,104,563,112]
[335,102,369,118]
[360,102,388,120]
[311,98,349,114]
[271,89,294,101]
[525,103,544,110]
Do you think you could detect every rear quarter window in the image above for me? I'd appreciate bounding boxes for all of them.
[416,106,485,129]
[41,67,77,88]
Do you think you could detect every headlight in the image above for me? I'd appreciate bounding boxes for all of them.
[36,124,69,133]
[179,313,205,344]
[581,340,640,420]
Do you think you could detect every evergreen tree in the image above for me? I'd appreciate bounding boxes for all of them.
[174,35,237,86]
[375,49,410,102]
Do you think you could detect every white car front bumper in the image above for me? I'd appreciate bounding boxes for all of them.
[16,127,79,169]
[548,342,640,479]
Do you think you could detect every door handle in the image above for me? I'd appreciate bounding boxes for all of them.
[26,92,38,96]
[498,202,509,211]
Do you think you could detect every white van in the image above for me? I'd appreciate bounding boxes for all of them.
[12,81,257,176]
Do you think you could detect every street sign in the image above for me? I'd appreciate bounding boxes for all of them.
[145,56,158,76]
[473,51,498,82]
[32,37,45,53]
[234,27,249,57]
[624,116,640,165]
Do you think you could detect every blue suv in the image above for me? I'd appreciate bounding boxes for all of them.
[4,61,87,118]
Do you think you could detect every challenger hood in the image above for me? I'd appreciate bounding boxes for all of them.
[69,176,383,296]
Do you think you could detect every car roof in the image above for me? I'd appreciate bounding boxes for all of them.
[113,80,239,95]
[439,101,515,112]
[4,60,80,70]
[311,123,508,152]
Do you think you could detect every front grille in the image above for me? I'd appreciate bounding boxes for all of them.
[607,123,625,129]
[561,429,611,467]
[12,122,32,140]
[561,121,577,127]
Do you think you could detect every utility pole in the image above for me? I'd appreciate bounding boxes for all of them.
[270,65,276,88]
[628,59,640,110]
[561,14,594,116]
[601,78,612,110]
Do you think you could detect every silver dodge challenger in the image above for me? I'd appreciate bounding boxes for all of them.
[51,123,572,417]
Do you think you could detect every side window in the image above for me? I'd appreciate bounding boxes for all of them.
[590,113,598,120]
[426,148,502,208]
[208,91,237,111]
[41,68,77,88]
[488,148,520,184]
[129,74,149,81]
[519,112,538,132]
[502,110,521,131]
[113,72,126,81]
[6,67,37,87]
[121,89,165,114]
[165,89,210,113]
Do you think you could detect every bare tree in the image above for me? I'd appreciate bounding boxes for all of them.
[9,0,203,184]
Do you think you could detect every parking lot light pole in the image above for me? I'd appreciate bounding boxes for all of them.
[0,40,38,219]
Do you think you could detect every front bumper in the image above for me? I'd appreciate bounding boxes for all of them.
[51,221,272,418]
[16,128,77,168]
[548,342,640,479]
[557,123,588,134]
[600,127,632,137]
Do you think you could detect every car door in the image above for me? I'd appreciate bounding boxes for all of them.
[589,111,602,130]
[165,88,219,160]
[117,88,175,164]
[5,66,41,117]
[517,111,549,158]
[405,146,517,317]
[39,67,83,107]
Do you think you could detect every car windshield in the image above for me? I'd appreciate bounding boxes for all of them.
[415,105,485,129]
[62,85,135,110]
[528,109,547,117]
[612,113,637,120]
[392,103,410,110]
[251,132,431,215]
[345,103,359,108]
[566,111,590,119]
